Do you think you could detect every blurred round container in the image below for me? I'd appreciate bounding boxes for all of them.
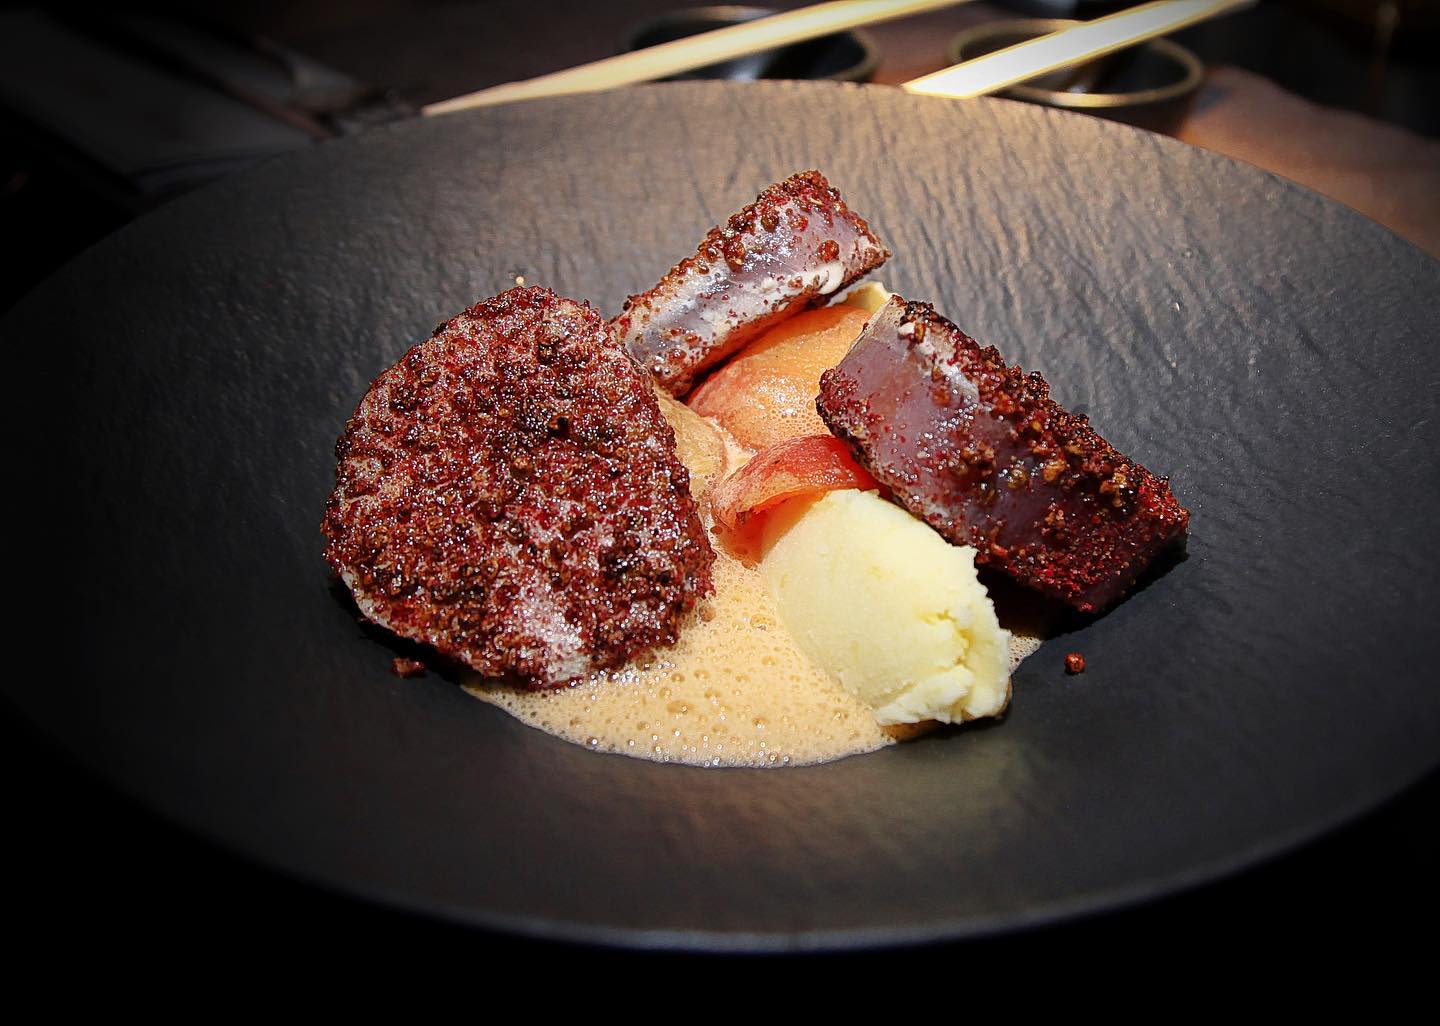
[626,5,877,83]
[947,18,1204,135]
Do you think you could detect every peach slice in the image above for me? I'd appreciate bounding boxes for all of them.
[689,306,870,450]
[711,434,878,531]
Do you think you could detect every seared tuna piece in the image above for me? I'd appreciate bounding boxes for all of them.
[613,170,889,395]
[323,286,715,688]
[817,297,1188,612]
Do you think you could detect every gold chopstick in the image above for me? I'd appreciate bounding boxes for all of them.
[423,0,970,116]
[904,0,1253,100]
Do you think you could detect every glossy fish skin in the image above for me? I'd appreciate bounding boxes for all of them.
[817,297,1189,612]
[612,170,889,396]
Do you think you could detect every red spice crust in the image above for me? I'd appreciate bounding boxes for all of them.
[322,286,715,688]
[818,298,1188,612]
[613,170,889,395]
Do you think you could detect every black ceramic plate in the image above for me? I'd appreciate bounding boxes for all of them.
[5,82,1438,951]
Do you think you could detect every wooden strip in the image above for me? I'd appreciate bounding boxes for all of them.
[423,0,969,116]
[904,0,1254,100]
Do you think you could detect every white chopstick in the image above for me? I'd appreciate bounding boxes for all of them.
[422,0,970,116]
[903,0,1254,100]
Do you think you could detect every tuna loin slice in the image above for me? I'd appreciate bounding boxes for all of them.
[612,170,889,395]
[322,286,715,688]
[817,297,1189,612]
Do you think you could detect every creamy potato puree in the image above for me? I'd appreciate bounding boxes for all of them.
[463,376,1041,767]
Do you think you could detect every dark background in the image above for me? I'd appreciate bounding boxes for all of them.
[3,0,1437,976]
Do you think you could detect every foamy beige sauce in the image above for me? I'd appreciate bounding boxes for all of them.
[464,395,1042,767]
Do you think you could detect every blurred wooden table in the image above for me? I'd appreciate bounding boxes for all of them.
[1177,65,1440,257]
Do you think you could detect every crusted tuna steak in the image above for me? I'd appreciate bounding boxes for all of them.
[817,297,1188,612]
[613,170,889,395]
[322,286,715,688]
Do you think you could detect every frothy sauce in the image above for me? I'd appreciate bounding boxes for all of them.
[466,548,893,766]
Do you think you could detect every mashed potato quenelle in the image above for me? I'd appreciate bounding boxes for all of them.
[760,489,1012,726]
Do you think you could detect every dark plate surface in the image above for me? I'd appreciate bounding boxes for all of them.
[5,81,1438,951]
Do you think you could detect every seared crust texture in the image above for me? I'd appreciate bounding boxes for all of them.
[817,297,1189,612]
[613,170,889,395]
[323,286,715,688]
